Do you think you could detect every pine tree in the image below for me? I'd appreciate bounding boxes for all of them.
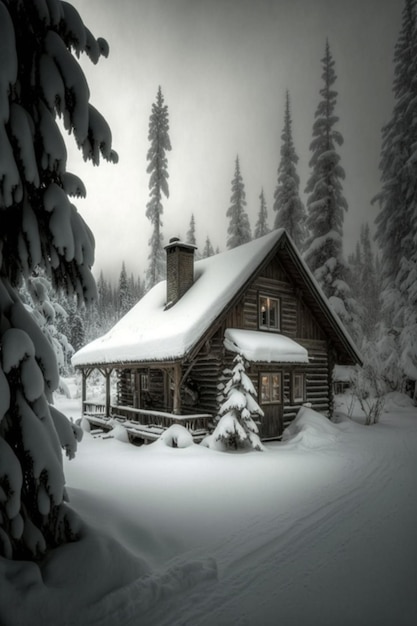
[254,189,270,238]
[359,224,380,339]
[374,0,417,296]
[186,213,197,246]
[226,156,252,249]
[303,42,360,341]
[372,0,417,385]
[202,236,215,258]
[145,86,171,290]
[0,1,116,560]
[348,223,380,341]
[118,261,133,317]
[373,0,417,397]
[211,355,265,451]
[273,91,306,248]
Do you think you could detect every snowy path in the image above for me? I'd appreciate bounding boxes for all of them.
[52,397,417,626]
[138,415,417,626]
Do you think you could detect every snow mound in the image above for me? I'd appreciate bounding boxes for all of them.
[282,406,341,449]
[383,392,416,412]
[157,424,194,448]
[0,519,217,626]
[111,423,130,443]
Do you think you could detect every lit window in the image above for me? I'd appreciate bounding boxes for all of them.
[259,296,280,330]
[260,373,282,404]
[292,373,305,403]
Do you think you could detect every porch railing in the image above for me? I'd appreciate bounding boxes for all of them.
[82,401,212,436]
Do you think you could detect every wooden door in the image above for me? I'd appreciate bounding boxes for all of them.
[258,371,283,439]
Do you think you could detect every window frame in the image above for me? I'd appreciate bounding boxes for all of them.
[260,372,282,405]
[258,294,281,331]
[292,372,306,404]
[140,372,149,392]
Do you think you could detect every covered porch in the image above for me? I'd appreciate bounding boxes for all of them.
[78,362,212,444]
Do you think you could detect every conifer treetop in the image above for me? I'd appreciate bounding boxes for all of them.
[273,91,306,249]
[145,86,171,290]
[226,155,252,249]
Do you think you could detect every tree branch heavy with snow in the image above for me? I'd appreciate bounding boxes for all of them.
[0,0,117,560]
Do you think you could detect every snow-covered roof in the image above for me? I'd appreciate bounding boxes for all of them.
[72,228,361,368]
[224,329,309,363]
[72,230,287,366]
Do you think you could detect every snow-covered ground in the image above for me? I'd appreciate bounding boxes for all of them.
[2,392,417,626]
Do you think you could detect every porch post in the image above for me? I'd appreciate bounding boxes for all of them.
[105,369,111,417]
[173,363,182,415]
[81,368,87,415]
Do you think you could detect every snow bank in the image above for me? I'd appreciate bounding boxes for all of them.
[383,391,416,412]
[0,518,217,626]
[282,406,341,448]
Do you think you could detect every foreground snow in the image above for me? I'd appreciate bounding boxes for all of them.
[2,394,417,625]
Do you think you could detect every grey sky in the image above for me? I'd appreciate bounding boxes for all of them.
[67,0,401,281]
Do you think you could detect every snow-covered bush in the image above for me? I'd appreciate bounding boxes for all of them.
[350,346,386,425]
[0,1,116,560]
[206,355,265,451]
[158,425,194,448]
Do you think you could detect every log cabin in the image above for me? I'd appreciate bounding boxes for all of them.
[72,229,362,443]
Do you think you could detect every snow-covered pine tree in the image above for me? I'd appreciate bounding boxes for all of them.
[373,0,417,397]
[303,41,361,343]
[145,86,171,291]
[202,236,215,258]
[0,0,117,561]
[254,189,270,238]
[211,355,265,451]
[273,91,306,249]
[118,261,134,317]
[186,213,197,246]
[359,223,380,340]
[69,311,85,354]
[226,156,252,249]
[25,275,74,377]
[374,0,417,299]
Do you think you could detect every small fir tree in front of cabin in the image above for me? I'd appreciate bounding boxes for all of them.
[273,91,306,249]
[0,0,117,561]
[226,156,252,249]
[145,86,171,291]
[254,189,270,238]
[212,355,265,451]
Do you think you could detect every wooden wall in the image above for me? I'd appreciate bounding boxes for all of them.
[115,254,333,438]
[189,256,332,437]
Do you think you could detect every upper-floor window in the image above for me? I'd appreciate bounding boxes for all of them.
[259,295,280,331]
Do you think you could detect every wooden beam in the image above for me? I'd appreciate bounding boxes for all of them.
[172,363,182,415]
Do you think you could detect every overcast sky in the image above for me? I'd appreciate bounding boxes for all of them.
[67,0,401,282]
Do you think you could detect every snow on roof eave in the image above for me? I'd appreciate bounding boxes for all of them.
[282,234,363,366]
[224,328,309,364]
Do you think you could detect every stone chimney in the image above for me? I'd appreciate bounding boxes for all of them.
[164,237,197,309]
